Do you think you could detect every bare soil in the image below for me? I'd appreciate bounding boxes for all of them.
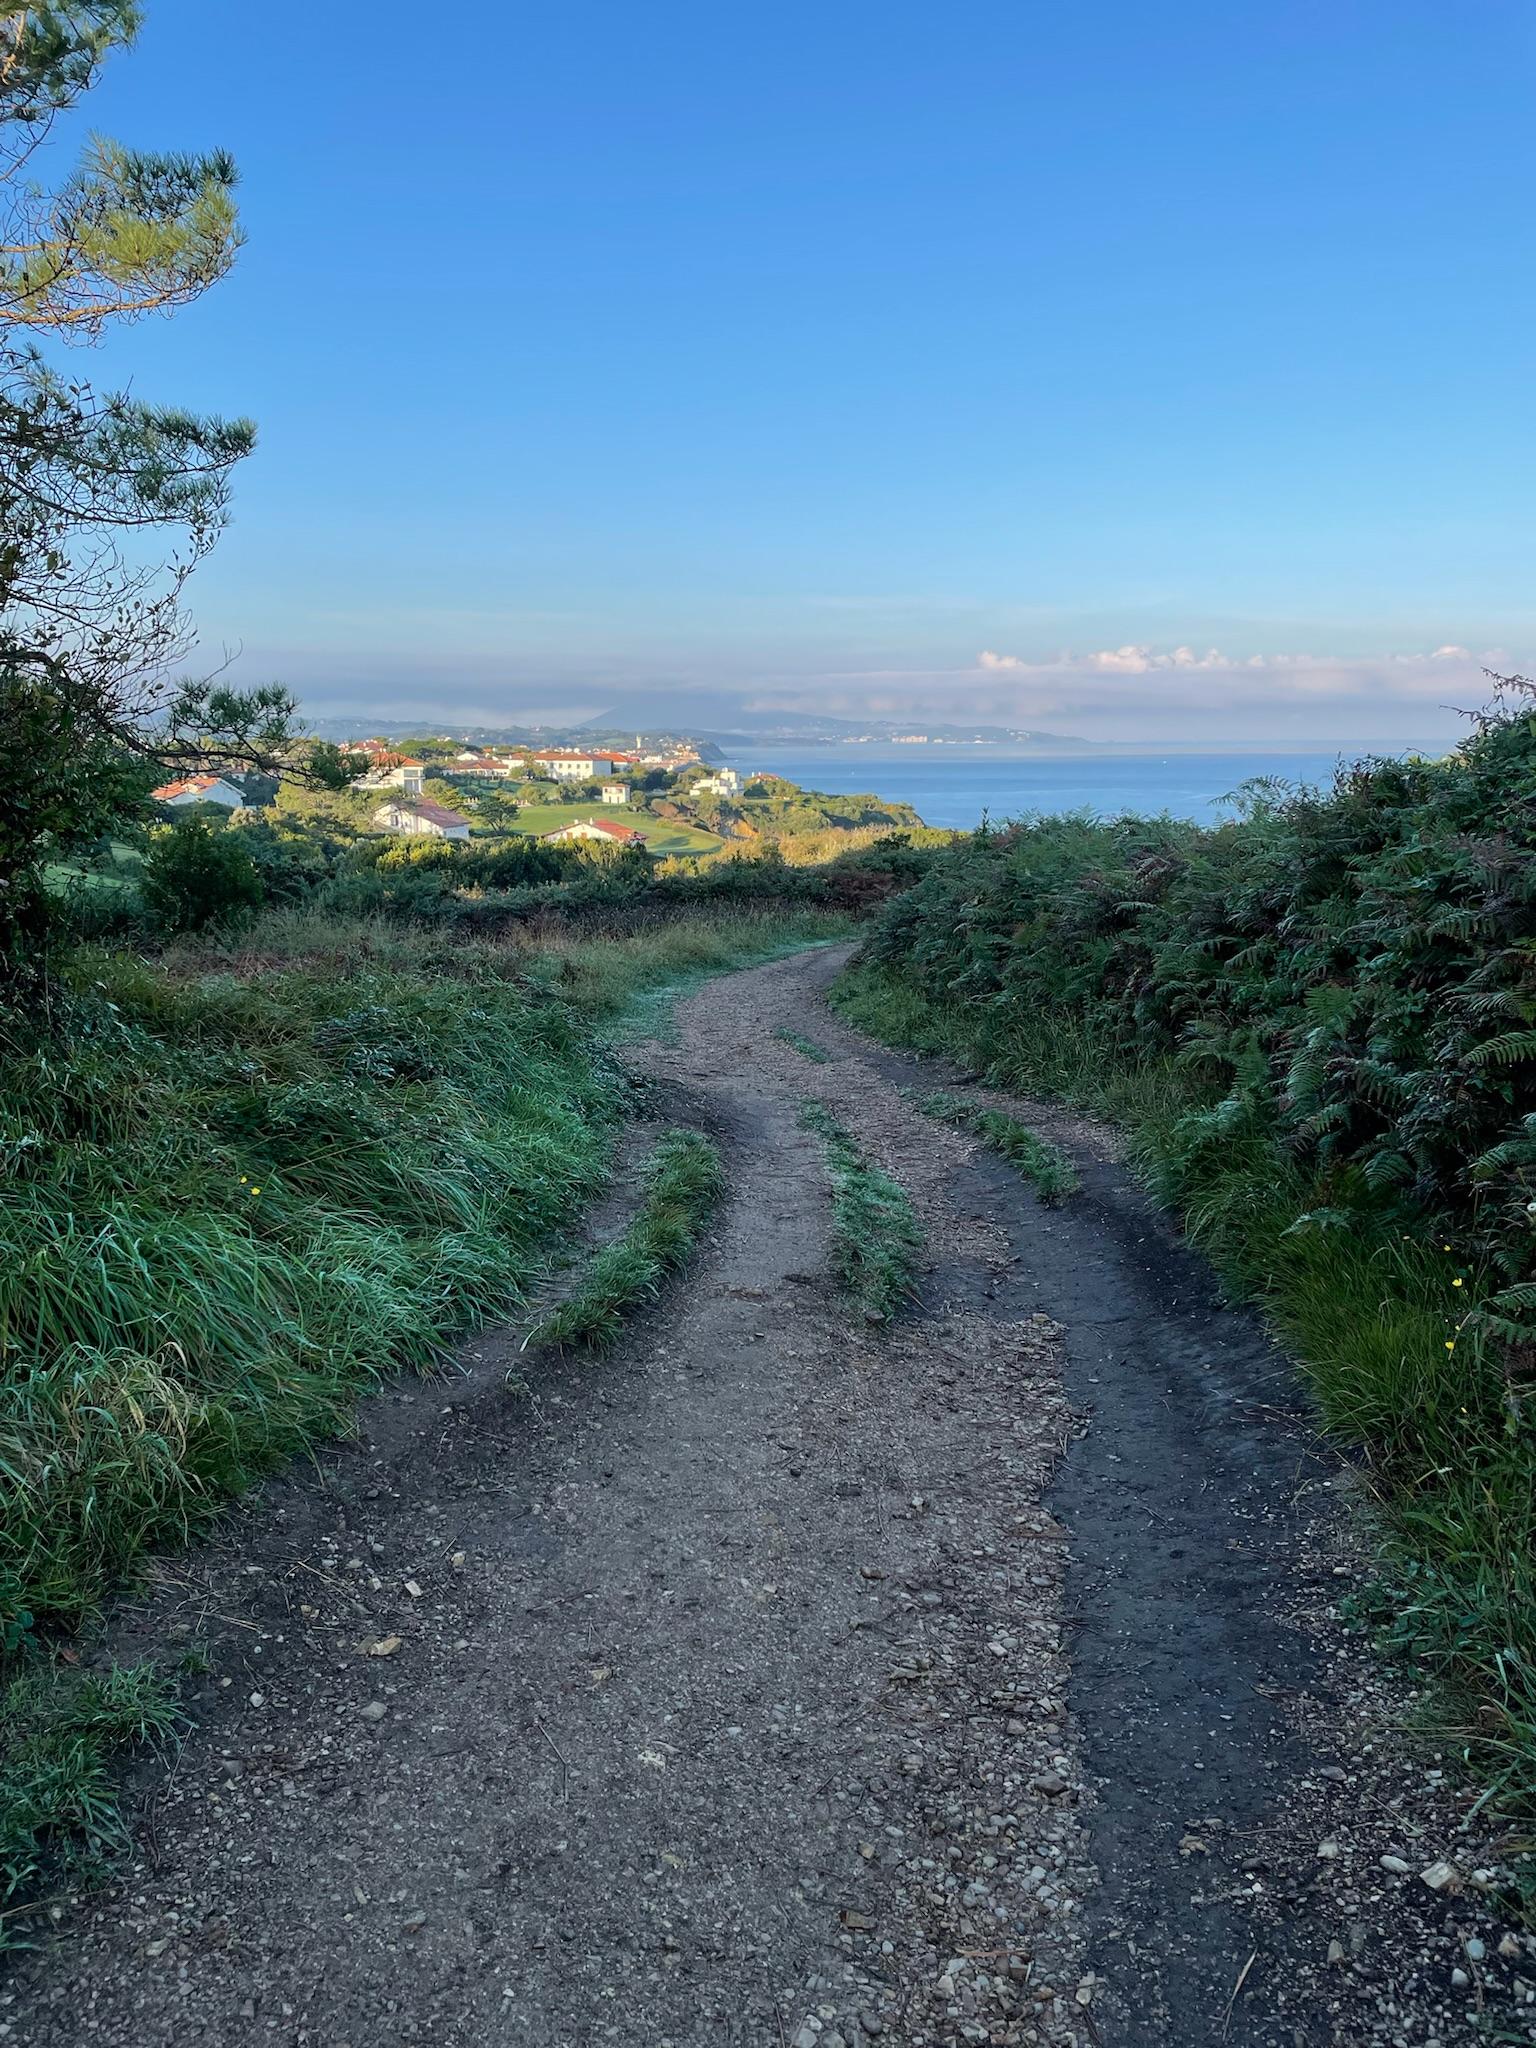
[8,946,1536,2046]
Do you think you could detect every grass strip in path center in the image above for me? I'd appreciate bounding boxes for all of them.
[773,1026,833,1063]
[909,1089,1080,1205]
[799,1100,922,1323]
[523,1129,725,1353]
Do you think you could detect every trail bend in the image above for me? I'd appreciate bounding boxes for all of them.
[12,946,1529,2047]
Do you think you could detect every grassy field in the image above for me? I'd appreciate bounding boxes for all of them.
[42,839,143,902]
[503,802,727,857]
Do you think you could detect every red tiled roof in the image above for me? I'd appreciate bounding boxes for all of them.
[152,773,233,800]
[542,817,645,844]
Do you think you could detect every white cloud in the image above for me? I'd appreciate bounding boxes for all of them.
[799,643,1511,747]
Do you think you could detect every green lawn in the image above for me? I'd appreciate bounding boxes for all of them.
[502,803,727,857]
[43,839,144,901]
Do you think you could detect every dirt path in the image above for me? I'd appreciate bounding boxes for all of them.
[10,947,1536,2046]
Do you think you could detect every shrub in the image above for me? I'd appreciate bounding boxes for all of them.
[141,818,265,933]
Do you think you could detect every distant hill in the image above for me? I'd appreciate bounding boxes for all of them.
[301,700,1098,753]
[580,696,1097,750]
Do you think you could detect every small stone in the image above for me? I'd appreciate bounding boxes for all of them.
[1319,1765,1348,1782]
[450,1551,467,1570]
[793,2028,818,2048]
[936,1973,956,1998]
[1379,1854,1411,1876]
[1499,1934,1522,1960]
[858,2016,884,2038]
[401,1910,427,1932]
[366,1636,402,1659]
[1317,1841,1340,1859]
[248,1692,265,1708]
[1466,1937,1486,1962]
[360,1700,387,1722]
[1419,1860,1458,1892]
[1326,1940,1345,1966]
[1451,1968,1470,1990]
[404,1579,425,1598]
[1029,1770,1068,1798]
[822,2035,847,2048]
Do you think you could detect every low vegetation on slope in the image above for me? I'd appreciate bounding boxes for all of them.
[835,682,1536,1808]
[60,811,938,940]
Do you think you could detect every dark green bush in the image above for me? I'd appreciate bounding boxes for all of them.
[141,818,265,933]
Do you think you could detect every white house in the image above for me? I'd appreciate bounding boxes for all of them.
[533,749,628,783]
[151,773,245,811]
[372,795,470,841]
[694,768,741,798]
[532,749,596,782]
[540,817,646,848]
[600,781,630,804]
[353,758,427,793]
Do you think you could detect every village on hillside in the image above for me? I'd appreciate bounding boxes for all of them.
[145,731,921,866]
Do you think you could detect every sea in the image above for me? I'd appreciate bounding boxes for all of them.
[715,747,1352,832]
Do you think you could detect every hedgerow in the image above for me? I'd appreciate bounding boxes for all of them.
[841,683,1536,1804]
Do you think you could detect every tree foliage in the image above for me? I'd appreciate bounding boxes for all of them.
[0,4,284,966]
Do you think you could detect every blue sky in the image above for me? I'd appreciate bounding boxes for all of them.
[68,0,1536,744]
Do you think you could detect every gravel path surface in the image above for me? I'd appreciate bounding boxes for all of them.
[8,945,1536,2046]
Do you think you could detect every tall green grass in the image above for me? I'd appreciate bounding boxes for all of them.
[1,907,846,1637]
[1,1663,177,1928]
[1,945,615,1630]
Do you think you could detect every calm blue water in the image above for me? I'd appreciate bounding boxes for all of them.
[717,747,1350,831]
